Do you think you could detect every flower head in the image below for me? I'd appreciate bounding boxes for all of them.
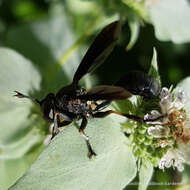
[159,148,185,172]
[145,87,190,171]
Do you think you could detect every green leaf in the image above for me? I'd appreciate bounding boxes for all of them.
[10,114,137,190]
[0,48,44,190]
[149,0,190,43]
[0,47,40,104]
[138,160,153,190]
[0,47,41,138]
[148,47,161,85]
[5,13,80,92]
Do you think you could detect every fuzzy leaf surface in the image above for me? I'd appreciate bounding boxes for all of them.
[10,115,137,190]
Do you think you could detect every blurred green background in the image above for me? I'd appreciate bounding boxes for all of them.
[1,0,190,87]
[1,0,190,190]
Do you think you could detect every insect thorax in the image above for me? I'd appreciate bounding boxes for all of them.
[56,87,93,115]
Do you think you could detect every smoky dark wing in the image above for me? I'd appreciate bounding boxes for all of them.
[115,71,160,99]
[79,85,132,100]
[72,21,121,85]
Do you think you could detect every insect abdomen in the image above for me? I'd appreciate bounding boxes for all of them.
[116,71,160,99]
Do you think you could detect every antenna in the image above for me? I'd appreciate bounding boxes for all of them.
[14,91,41,105]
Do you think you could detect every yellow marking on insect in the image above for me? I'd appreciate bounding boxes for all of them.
[90,103,96,110]
[87,101,96,110]
[60,118,65,122]
[87,101,91,105]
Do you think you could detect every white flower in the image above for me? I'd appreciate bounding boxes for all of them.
[147,125,169,138]
[159,148,185,172]
[145,87,190,171]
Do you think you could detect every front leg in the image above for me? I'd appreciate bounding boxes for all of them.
[52,113,73,139]
[51,112,60,139]
[94,100,112,112]
[79,117,96,158]
[44,112,61,145]
[58,120,72,128]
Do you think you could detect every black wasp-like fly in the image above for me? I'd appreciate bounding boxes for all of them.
[14,21,160,158]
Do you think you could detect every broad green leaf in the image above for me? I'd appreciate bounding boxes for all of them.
[5,13,80,92]
[10,114,137,190]
[138,160,153,190]
[0,48,44,190]
[149,0,190,43]
[0,123,44,190]
[0,48,40,106]
[0,48,41,139]
[148,47,161,84]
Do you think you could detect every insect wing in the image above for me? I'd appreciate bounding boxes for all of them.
[80,85,132,100]
[72,21,121,85]
[115,71,160,98]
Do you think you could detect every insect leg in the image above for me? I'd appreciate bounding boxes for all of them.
[47,118,72,145]
[51,112,60,139]
[94,100,112,112]
[93,110,144,123]
[58,120,72,127]
[79,117,97,158]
